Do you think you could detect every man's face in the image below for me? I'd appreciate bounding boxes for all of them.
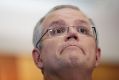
[33,8,100,72]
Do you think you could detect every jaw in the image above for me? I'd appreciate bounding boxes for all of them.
[43,66,93,80]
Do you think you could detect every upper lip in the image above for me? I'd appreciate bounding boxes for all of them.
[63,42,80,48]
[64,44,79,49]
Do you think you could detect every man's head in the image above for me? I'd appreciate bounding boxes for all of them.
[32,5,101,76]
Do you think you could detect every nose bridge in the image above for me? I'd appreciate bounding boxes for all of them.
[68,26,77,34]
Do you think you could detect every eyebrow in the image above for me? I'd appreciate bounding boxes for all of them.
[48,19,90,29]
[74,19,90,25]
[49,19,66,28]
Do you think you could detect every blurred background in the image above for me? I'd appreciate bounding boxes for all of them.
[0,0,119,80]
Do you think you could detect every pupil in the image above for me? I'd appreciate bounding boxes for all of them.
[56,27,65,33]
[57,29,61,33]
[81,28,85,33]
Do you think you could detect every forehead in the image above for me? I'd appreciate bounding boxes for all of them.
[42,8,90,27]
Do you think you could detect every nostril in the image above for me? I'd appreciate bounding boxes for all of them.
[74,36,78,40]
[67,35,77,40]
[66,34,78,41]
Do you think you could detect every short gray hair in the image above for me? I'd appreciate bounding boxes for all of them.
[32,5,97,48]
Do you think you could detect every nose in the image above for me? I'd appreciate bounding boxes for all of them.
[64,27,79,42]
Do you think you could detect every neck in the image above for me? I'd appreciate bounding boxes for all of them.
[43,68,92,80]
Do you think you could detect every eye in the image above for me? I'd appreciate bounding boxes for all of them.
[56,27,66,33]
[49,27,66,36]
[77,26,89,35]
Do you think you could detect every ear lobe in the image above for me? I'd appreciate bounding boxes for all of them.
[32,48,43,69]
[95,48,101,67]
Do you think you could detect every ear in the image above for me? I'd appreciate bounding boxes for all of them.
[32,48,43,69]
[95,48,101,67]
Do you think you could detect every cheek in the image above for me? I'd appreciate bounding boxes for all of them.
[82,38,97,61]
[41,38,62,61]
[79,38,97,68]
[41,41,57,57]
[40,38,63,70]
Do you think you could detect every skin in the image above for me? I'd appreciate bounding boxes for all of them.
[32,8,101,80]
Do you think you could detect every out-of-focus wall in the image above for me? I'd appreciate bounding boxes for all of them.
[17,55,43,80]
[0,53,18,80]
[93,63,119,80]
[0,52,119,80]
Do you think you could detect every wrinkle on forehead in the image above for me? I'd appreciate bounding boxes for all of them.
[42,8,90,28]
[49,19,90,27]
